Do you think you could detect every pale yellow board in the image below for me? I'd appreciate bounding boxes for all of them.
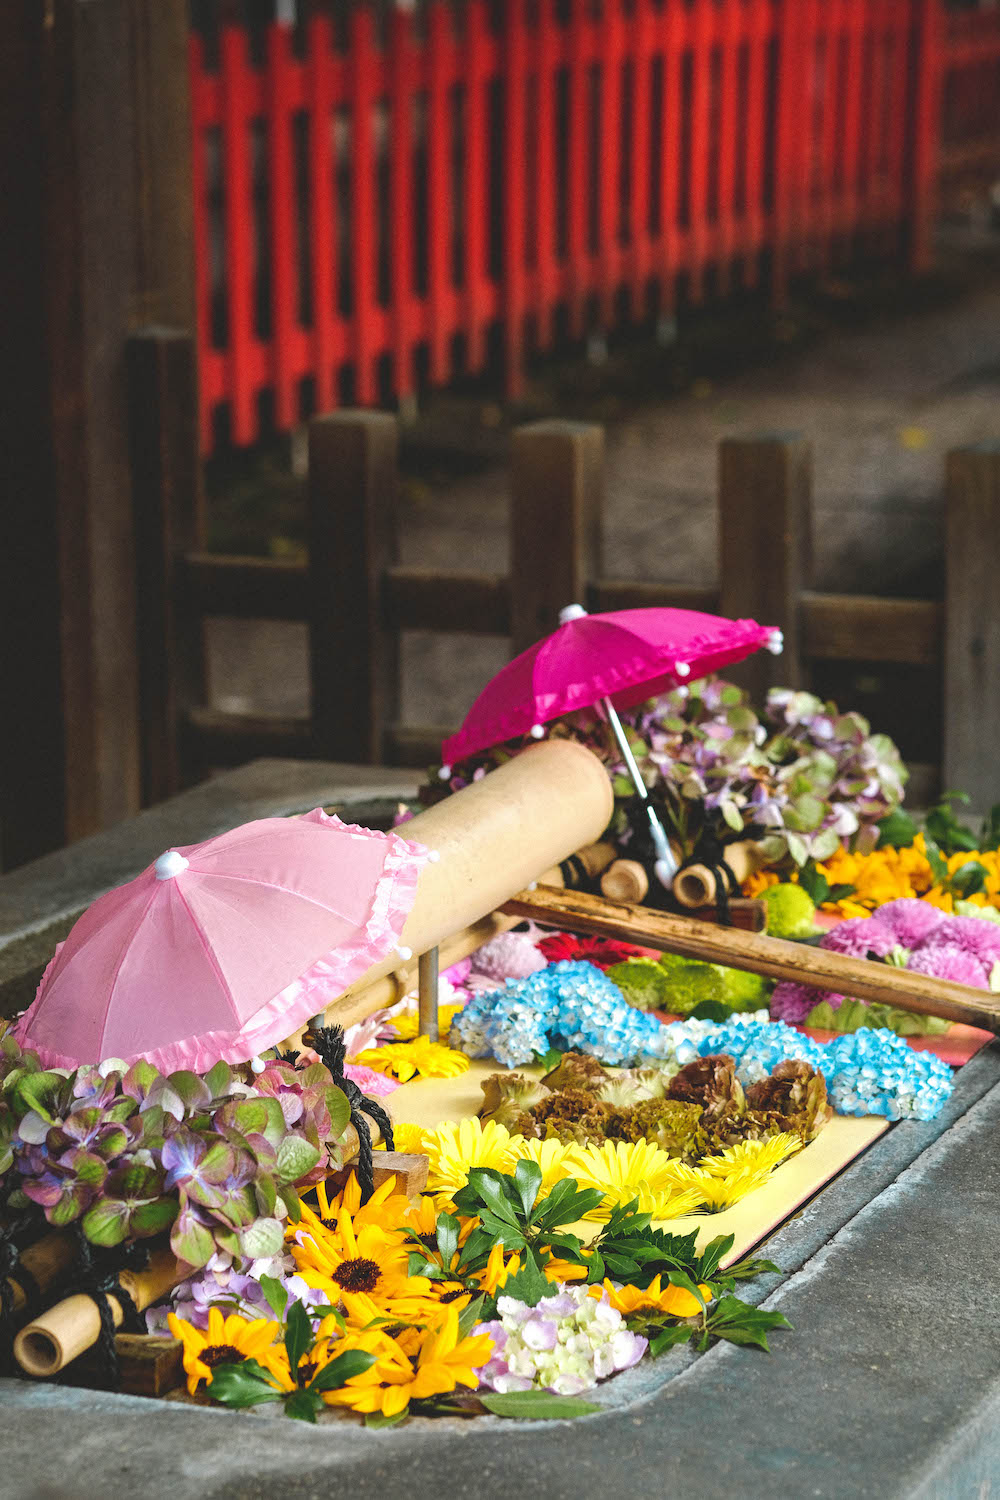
[388,1059,888,1266]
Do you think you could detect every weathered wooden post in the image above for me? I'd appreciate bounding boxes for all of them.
[943,444,1000,811]
[718,434,812,705]
[510,421,603,654]
[308,411,401,764]
[0,0,195,865]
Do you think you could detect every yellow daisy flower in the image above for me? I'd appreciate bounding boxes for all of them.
[296,1173,413,1243]
[596,1274,713,1319]
[565,1139,693,1221]
[685,1166,774,1213]
[388,1003,464,1042]
[353,1037,470,1083]
[698,1133,803,1178]
[507,1136,571,1198]
[423,1118,517,1197]
[167,1307,283,1396]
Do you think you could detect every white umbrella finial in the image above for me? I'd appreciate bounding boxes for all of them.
[155,851,190,881]
[559,603,588,625]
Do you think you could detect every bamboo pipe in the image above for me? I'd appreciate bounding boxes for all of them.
[672,840,764,909]
[601,860,649,904]
[14,1249,184,1377]
[2,1231,76,1318]
[502,885,1000,1034]
[286,743,614,1041]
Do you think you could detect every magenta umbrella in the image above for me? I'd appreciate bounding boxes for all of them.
[13,810,431,1074]
[441,605,781,884]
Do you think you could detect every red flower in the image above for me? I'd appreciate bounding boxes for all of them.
[535,933,651,970]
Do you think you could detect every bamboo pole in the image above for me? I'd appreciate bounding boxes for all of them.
[502,886,1000,1034]
[2,1231,76,1317]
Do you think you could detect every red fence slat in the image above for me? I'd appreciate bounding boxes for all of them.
[189,2,1000,454]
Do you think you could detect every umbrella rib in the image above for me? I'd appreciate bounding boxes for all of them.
[194,869,367,923]
[98,883,161,1051]
[173,882,243,1021]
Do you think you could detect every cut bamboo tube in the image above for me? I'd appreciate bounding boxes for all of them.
[2,1231,76,1317]
[672,840,764,909]
[601,859,649,904]
[502,885,1000,1034]
[14,1249,184,1377]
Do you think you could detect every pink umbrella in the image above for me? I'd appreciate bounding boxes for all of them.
[13,810,431,1074]
[441,604,781,885]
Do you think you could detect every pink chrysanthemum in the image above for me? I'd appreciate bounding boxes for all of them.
[906,943,989,990]
[820,919,898,961]
[770,980,836,1023]
[873,898,946,948]
[471,931,548,982]
[919,915,1000,967]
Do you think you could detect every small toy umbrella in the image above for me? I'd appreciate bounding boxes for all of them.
[13,810,432,1075]
[440,605,781,886]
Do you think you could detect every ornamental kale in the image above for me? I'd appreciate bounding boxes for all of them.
[0,1028,352,1270]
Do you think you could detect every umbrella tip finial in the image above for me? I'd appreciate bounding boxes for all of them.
[767,629,784,655]
[559,603,588,625]
[155,850,190,881]
[438,764,452,781]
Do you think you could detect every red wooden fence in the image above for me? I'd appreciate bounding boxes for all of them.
[190,0,1000,454]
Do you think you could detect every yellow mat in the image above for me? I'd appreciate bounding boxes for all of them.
[388,1060,888,1266]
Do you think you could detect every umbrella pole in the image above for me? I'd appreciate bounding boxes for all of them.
[601,698,679,885]
[418,946,440,1041]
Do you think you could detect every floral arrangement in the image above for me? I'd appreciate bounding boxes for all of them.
[159,1162,790,1424]
[771,898,1000,1034]
[430,678,907,870]
[0,1029,352,1268]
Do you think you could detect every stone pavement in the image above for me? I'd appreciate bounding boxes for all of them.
[1,759,999,1500]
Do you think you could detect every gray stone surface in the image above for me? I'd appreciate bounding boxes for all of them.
[2,1047,997,1499]
[0,759,420,1016]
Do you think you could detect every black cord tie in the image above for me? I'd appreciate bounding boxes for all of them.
[64,1232,149,1390]
[304,1024,396,1205]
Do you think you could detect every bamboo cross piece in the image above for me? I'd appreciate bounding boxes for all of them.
[501,886,1000,1036]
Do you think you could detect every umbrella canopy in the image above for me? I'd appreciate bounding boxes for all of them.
[13,810,431,1075]
[441,606,780,768]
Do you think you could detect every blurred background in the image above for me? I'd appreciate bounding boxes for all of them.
[2,0,999,870]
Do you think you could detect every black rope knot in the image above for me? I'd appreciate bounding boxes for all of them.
[64,1232,150,1390]
[303,1024,395,1205]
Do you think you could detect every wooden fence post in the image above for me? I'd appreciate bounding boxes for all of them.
[718,434,812,704]
[129,328,205,806]
[308,411,400,764]
[510,421,603,654]
[943,444,1000,810]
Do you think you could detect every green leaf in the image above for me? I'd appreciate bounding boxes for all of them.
[493,1254,550,1308]
[259,1273,289,1322]
[950,860,987,898]
[203,1061,232,1099]
[458,1294,486,1339]
[513,1158,543,1219]
[649,1325,694,1356]
[479,1391,601,1421]
[686,999,732,1024]
[13,1071,64,1123]
[208,1360,284,1408]
[364,1410,409,1429]
[705,1294,793,1353]
[308,1349,376,1393]
[284,1389,322,1423]
[694,1234,735,1282]
[275,1134,322,1185]
[238,1216,284,1260]
[435,1212,460,1269]
[130,1195,178,1237]
[80,1198,128,1247]
[284,1299,313,1378]
[170,1205,216,1268]
[461,1169,520,1226]
[923,837,950,886]
[876,807,917,850]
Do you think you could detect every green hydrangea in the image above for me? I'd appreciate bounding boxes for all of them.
[761,883,818,939]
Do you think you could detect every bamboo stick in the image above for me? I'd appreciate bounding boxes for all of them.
[502,885,1000,1034]
[13,1249,185,1377]
[672,840,765,909]
[2,1231,76,1317]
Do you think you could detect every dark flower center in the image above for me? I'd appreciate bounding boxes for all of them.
[440,1288,468,1304]
[298,1360,319,1385]
[203,1344,245,1368]
[321,1217,339,1230]
[332,1257,382,1293]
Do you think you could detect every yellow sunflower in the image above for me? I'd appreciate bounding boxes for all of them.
[167,1308,283,1396]
[596,1274,712,1319]
[471,1241,522,1295]
[353,1037,470,1083]
[423,1118,517,1197]
[296,1173,412,1244]
[291,1209,431,1306]
[324,1304,495,1418]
